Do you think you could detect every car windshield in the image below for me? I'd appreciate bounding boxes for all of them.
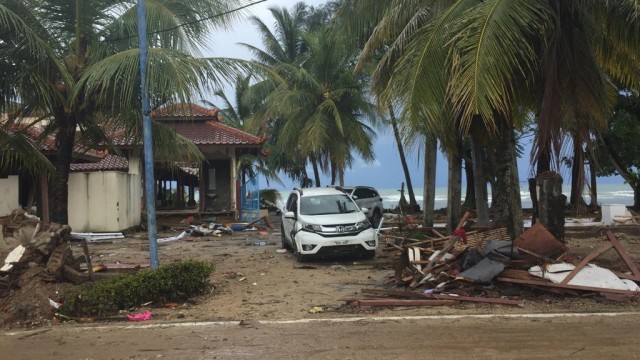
[300,194,359,215]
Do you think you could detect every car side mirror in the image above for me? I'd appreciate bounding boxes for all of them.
[284,211,296,219]
[361,207,369,215]
[352,195,358,199]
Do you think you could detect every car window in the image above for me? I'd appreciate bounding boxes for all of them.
[355,187,377,199]
[286,193,298,213]
[299,194,358,215]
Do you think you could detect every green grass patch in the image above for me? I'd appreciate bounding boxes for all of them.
[59,261,214,317]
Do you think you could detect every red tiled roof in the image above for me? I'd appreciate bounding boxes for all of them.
[166,121,263,145]
[70,155,128,172]
[110,104,263,147]
[152,104,219,119]
[4,124,104,160]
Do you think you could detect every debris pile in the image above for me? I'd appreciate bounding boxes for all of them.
[0,210,93,299]
[344,215,640,309]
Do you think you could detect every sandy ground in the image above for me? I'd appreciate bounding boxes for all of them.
[2,213,640,329]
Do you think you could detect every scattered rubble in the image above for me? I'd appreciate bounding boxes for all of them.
[0,210,90,295]
[344,213,640,309]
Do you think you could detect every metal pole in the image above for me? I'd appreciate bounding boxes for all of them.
[137,0,159,268]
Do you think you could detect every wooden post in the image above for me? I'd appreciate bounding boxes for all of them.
[536,172,565,241]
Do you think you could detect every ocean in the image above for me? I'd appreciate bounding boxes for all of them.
[274,182,634,211]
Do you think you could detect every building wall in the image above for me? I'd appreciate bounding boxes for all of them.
[0,175,19,216]
[68,171,141,232]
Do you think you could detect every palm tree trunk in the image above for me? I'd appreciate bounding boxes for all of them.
[446,138,463,232]
[586,148,598,209]
[310,157,321,187]
[536,150,551,175]
[388,104,418,210]
[52,114,78,224]
[470,128,489,226]
[569,133,587,214]
[462,149,476,209]
[423,137,437,227]
[492,121,523,239]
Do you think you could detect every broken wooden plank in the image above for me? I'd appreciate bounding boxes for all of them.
[81,238,93,281]
[561,242,614,285]
[456,211,472,230]
[360,288,524,306]
[354,299,456,307]
[79,263,143,272]
[423,293,522,306]
[517,246,560,264]
[606,230,640,278]
[497,276,640,296]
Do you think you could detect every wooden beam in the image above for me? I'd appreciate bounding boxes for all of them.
[606,230,640,278]
[354,299,456,307]
[560,242,613,285]
[81,238,93,281]
[517,247,560,264]
[497,276,640,296]
[456,211,471,230]
[360,288,524,306]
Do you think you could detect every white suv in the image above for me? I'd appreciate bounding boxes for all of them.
[281,187,378,261]
[340,186,384,227]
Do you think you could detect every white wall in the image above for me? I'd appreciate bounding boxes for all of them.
[0,175,19,216]
[68,171,141,232]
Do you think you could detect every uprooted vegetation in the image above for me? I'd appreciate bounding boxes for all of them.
[0,209,217,327]
[59,261,214,317]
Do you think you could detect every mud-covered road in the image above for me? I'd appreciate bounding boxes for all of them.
[3,312,640,359]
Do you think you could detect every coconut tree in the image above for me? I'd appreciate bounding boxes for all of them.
[259,28,377,187]
[0,0,247,223]
[339,0,640,236]
[242,2,378,187]
[238,3,319,185]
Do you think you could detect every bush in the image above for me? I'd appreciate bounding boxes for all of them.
[59,261,214,317]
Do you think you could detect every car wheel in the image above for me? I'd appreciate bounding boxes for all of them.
[281,223,291,250]
[370,209,382,228]
[292,239,308,262]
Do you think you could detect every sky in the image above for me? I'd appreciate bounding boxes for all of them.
[207,0,624,191]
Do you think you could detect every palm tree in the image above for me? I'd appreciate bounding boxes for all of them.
[0,0,247,223]
[242,3,377,187]
[340,0,640,236]
[238,3,317,186]
[261,28,377,187]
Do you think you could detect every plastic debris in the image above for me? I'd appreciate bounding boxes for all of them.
[127,310,152,322]
[48,298,62,309]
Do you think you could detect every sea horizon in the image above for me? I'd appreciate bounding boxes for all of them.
[273,182,634,211]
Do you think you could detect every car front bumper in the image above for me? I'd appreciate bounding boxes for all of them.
[294,228,378,255]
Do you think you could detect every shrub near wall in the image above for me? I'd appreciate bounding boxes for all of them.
[60,261,214,317]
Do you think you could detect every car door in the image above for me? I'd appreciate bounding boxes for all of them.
[282,193,298,244]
